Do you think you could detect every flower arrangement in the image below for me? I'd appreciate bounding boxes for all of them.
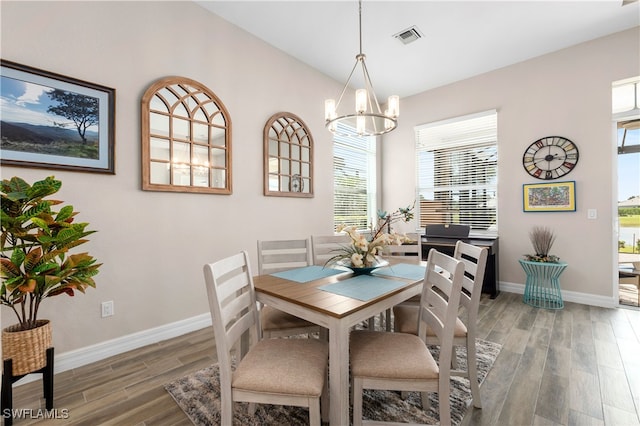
[327,203,415,268]
[524,226,559,263]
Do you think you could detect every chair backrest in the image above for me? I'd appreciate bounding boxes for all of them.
[311,234,351,266]
[257,238,312,274]
[453,241,488,327]
[417,249,465,363]
[383,232,422,257]
[203,251,260,377]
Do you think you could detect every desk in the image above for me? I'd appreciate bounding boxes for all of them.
[422,236,499,298]
[253,257,424,426]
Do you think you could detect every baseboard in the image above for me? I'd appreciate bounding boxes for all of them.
[14,313,212,385]
[499,281,617,308]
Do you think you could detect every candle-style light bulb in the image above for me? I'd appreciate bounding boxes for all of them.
[386,95,399,118]
[325,99,336,121]
[357,115,366,134]
[355,89,367,114]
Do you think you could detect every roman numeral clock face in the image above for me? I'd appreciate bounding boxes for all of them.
[522,136,579,180]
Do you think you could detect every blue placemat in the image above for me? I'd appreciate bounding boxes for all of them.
[372,263,426,281]
[270,265,345,283]
[318,275,408,301]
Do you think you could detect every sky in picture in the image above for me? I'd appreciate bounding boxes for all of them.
[0,75,98,132]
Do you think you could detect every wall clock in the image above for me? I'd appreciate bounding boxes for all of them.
[522,136,579,180]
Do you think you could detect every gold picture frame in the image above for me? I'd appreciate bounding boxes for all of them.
[523,181,576,212]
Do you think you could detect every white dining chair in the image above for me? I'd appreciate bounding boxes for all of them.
[349,248,465,426]
[310,234,350,266]
[393,241,488,408]
[378,232,422,330]
[257,239,321,338]
[203,251,329,425]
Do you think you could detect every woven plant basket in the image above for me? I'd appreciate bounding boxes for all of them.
[2,320,52,376]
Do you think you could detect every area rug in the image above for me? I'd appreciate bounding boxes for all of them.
[165,339,501,426]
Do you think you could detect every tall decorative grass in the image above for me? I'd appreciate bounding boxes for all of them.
[529,226,556,256]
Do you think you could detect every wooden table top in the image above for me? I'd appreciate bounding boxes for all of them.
[253,257,425,319]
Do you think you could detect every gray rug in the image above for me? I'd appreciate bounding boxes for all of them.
[165,339,501,425]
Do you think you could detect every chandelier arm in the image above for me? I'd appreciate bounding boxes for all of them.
[335,59,361,110]
[360,60,384,115]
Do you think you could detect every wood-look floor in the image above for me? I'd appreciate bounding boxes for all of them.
[7,291,640,425]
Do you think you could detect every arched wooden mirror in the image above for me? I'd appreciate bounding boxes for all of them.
[263,112,313,198]
[141,76,232,194]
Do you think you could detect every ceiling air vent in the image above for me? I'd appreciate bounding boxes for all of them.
[393,26,423,45]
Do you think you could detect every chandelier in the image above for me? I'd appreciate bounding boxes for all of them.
[325,0,399,137]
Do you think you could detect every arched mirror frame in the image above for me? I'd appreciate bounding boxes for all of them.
[141,76,232,194]
[263,112,314,198]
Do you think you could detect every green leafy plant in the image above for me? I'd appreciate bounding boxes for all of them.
[1,176,101,331]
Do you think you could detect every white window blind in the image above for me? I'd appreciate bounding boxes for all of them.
[333,123,376,230]
[415,110,498,236]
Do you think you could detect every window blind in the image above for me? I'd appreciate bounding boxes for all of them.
[333,124,376,230]
[415,110,498,236]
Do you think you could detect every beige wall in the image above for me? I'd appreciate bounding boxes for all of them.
[1,0,639,356]
[383,27,640,300]
[0,1,341,353]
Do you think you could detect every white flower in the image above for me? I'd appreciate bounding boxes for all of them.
[365,253,376,265]
[351,253,364,267]
[354,235,369,251]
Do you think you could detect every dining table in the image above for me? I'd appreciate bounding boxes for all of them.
[253,256,426,426]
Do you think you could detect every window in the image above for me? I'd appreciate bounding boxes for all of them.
[613,77,640,260]
[415,110,498,236]
[333,123,376,230]
[141,76,232,194]
[614,78,640,155]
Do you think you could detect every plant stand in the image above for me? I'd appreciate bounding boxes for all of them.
[1,347,54,426]
[519,260,567,309]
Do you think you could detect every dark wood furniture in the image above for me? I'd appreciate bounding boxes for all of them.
[421,236,499,298]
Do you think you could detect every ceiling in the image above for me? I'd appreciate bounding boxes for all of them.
[196,1,639,99]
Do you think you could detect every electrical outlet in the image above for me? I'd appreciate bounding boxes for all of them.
[587,209,597,219]
[101,301,114,318]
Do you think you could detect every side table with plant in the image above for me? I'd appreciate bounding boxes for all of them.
[1,176,101,376]
[520,226,566,309]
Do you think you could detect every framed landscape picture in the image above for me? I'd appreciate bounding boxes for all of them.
[523,181,576,212]
[0,60,115,173]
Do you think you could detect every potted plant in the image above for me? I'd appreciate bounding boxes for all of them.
[1,176,101,375]
[524,226,559,263]
[326,203,415,273]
